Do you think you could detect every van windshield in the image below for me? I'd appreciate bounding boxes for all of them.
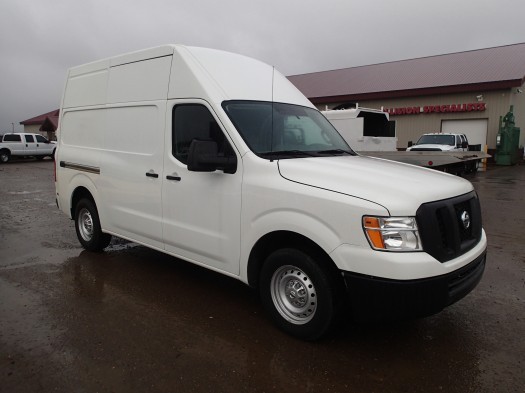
[416,134,455,146]
[222,101,355,159]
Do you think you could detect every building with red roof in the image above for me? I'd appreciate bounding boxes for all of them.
[20,109,59,140]
[288,43,525,153]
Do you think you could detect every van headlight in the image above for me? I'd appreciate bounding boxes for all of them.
[362,216,422,251]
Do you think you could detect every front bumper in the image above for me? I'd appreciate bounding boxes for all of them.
[342,249,486,321]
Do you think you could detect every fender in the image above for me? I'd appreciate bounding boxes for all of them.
[64,172,101,220]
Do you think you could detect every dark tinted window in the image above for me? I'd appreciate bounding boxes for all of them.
[25,135,35,143]
[172,104,232,164]
[359,112,394,137]
[3,134,21,142]
[35,135,48,143]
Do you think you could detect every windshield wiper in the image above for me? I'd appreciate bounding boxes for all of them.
[317,149,355,156]
[259,150,319,158]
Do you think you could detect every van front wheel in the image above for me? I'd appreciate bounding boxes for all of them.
[259,248,342,340]
[74,199,112,251]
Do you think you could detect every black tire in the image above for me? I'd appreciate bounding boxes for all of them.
[0,149,10,163]
[74,198,112,251]
[36,156,45,161]
[259,248,343,340]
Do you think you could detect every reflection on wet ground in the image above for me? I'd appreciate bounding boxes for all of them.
[1,161,524,392]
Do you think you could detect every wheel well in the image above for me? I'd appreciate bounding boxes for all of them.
[70,187,94,218]
[247,231,340,288]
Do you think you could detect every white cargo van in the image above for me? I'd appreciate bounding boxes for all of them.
[55,45,487,340]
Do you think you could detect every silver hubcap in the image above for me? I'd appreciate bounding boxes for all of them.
[78,208,94,242]
[270,265,317,325]
[0,154,7,162]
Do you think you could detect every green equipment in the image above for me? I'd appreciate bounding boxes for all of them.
[496,105,521,165]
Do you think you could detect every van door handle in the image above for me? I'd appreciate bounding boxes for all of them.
[166,175,181,181]
[145,172,159,178]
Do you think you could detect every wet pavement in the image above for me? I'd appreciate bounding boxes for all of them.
[1,158,524,393]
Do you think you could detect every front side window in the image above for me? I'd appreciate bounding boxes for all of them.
[172,104,233,164]
[35,135,48,143]
[222,101,354,159]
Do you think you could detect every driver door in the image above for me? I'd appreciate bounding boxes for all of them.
[162,100,242,275]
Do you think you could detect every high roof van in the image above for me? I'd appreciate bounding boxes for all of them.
[55,45,487,340]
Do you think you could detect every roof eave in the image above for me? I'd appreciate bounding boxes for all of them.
[308,79,523,104]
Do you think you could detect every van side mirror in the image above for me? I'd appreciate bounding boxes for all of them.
[461,141,468,149]
[187,139,237,174]
[408,141,413,147]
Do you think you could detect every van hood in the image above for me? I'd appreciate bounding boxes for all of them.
[277,155,473,215]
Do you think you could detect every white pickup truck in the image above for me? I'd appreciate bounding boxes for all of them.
[407,133,469,152]
[0,133,56,163]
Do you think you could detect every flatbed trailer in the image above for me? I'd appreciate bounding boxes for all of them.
[359,150,491,175]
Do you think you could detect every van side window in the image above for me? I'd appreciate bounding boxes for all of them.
[25,135,35,143]
[172,104,233,164]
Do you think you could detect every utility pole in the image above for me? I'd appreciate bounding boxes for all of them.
[11,122,14,133]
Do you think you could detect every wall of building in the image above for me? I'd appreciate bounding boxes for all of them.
[319,88,524,150]
[22,124,42,134]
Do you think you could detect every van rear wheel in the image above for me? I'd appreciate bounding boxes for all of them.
[74,198,112,251]
[259,248,342,340]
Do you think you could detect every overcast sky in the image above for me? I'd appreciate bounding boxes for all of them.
[1,0,525,133]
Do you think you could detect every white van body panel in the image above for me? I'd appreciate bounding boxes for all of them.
[330,230,487,280]
[277,155,472,216]
[63,60,109,108]
[98,102,166,249]
[107,56,171,104]
[169,46,312,107]
[236,151,390,282]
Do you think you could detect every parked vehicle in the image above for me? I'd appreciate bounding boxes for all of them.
[322,107,397,151]
[324,113,486,174]
[0,133,56,163]
[407,133,469,152]
[55,45,487,340]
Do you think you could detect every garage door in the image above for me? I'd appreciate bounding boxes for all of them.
[441,119,488,147]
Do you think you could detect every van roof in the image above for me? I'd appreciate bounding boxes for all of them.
[64,45,313,109]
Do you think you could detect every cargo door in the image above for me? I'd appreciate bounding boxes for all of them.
[98,104,166,249]
[98,55,173,248]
